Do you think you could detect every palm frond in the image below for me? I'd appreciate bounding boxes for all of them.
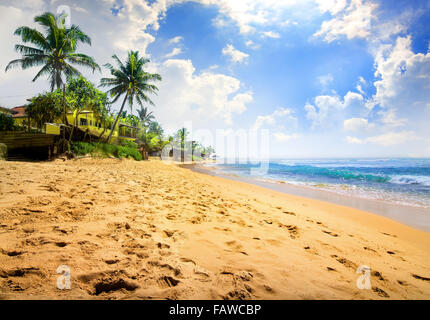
[13,26,50,51]
[14,44,45,55]
[68,53,100,72]
[32,63,53,82]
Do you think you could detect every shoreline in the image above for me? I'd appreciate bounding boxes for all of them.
[188,163,430,233]
[1,158,430,299]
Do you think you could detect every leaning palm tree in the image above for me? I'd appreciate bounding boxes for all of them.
[100,51,161,143]
[137,106,155,126]
[5,12,100,91]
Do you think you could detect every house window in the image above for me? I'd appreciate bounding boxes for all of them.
[80,118,87,126]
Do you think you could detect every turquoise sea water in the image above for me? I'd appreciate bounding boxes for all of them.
[206,159,430,209]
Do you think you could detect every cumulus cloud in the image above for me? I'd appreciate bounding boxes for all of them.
[371,36,430,112]
[261,31,280,39]
[168,35,183,44]
[222,44,249,63]
[315,0,347,15]
[200,0,309,34]
[152,59,253,130]
[245,40,260,49]
[343,117,373,131]
[252,107,296,130]
[314,0,377,42]
[304,91,364,128]
[164,47,182,58]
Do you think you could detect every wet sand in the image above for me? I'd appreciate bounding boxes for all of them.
[0,158,429,299]
[190,164,430,233]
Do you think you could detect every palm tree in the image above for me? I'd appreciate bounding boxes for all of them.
[137,106,155,126]
[5,12,100,91]
[100,51,161,143]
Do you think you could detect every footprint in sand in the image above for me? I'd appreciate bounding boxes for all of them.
[412,274,430,282]
[0,249,25,257]
[363,246,378,253]
[283,211,296,216]
[92,278,139,295]
[332,256,357,270]
[225,240,248,255]
[278,223,299,239]
[157,275,180,288]
[322,230,339,237]
[372,287,390,298]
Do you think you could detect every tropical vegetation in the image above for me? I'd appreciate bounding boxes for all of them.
[3,11,215,161]
[70,141,142,161]
[100,50,161,143]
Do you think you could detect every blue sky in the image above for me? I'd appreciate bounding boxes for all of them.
[1,0,430,158]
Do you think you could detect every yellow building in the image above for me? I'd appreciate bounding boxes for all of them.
[10,106,138,143]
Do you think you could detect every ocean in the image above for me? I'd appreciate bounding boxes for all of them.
[205,158,430,209]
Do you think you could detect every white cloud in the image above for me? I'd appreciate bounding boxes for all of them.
[222,44,249,63]
[201,0,309,34]
[377,109,407,128]
[261,31,280,39]
[305,91,364,128]
[363,35,430,143]
[343,117,373,131]
[73,6,88,13]
[168,36,183,44]
[371,36,430,112]
[245,40,260,49]
[344,91,364,107]
[346,136,365,144]
[109,0,173,55]
[252,108,296,130]
[164,47,182,58]
[152,59,253,129]
[314,0,377,42]
[315,0,347,15]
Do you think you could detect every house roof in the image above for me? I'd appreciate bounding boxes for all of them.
[11,106,27,118]
[118,123,136,128]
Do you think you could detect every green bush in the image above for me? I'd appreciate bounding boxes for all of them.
[0,113,16,131]
[121,140,138,149]
[99,143,117,155]
[70,141,142,161]
[117,145,142,161]
[71,141,96,155]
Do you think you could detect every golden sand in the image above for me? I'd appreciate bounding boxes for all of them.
[0,158,429,299]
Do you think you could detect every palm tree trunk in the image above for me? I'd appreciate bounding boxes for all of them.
[98,126,107,140]
[106,92,129,143]
[62,84,69,126]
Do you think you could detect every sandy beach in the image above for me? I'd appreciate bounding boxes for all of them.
[0,158,429,299]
